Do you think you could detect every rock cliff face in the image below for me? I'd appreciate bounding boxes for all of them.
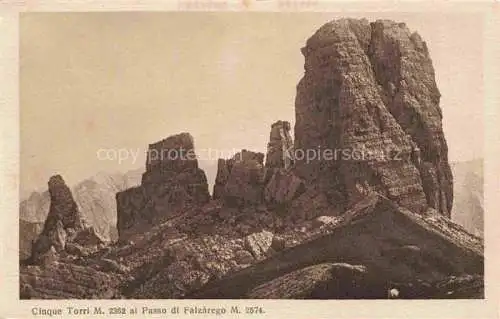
[46,175,85,230]
[116,133,210,240]
[212,150,266,206]
[294,18,453,216]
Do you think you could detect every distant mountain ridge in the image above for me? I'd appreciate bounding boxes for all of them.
[450,158,483,237]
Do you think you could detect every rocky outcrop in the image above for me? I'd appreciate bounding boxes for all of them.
[264,169,305,206]
[20,169,143,259]
[20,261,124,299]
[293,18,452,216]
[213,125,304,209]
[28,175,111,266]
[265,120,294,170]
[246,263,368,299]
[263,121,306,206]
[116,133,210,240]
[189,194,483,299]
[31,175,85,262]
[212,150,266,206]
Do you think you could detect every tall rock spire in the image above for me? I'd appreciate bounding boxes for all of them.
[293,18,453,216]
[31,175,85,262]
[265,120,294,170]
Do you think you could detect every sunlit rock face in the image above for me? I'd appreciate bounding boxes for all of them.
[294,18,452,216]
[117,133,210,240]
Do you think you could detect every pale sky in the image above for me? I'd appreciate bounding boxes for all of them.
[20,12,484,195]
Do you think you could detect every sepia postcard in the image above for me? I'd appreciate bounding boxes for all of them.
[0,1,499,318]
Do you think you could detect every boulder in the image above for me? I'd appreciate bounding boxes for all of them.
[246,263,368,299]
[48,220,67,252]
[270,235,286,252]
[212,158,232,200]
[46,175,85,230]
[20,170,143,251]
[244,230,274,259]
[190,194,483,299]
